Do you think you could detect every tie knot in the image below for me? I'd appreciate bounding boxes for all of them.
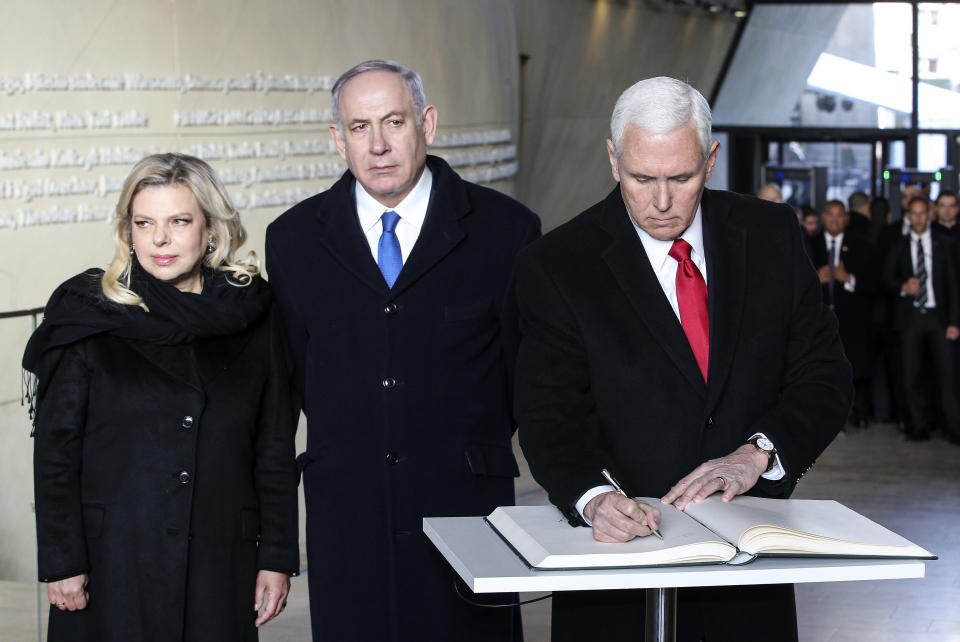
[382,210,400,233]
[668,238,693,263]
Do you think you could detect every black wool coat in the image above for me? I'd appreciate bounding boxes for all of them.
[33,297,299,642]
[515,188,852,642]
[265,155,540,642]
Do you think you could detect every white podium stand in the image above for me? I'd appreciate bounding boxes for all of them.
[423,516,927,642]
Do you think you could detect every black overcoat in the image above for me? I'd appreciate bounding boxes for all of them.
[515,188,852,642]
[811,231,880,379]
[33,290,299,642]
[265,156,540,642]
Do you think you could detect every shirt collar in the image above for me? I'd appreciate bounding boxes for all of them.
[355,166,433,233]
[911,227,931,243]
[825,231,844,245]
[631,205,706,273]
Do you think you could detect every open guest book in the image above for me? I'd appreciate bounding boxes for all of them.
[485,496,936,570]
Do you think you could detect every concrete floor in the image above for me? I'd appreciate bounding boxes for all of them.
[4,423,958,641]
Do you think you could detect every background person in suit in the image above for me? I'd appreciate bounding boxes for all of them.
[812,200,880,427]
[514,77,851,642]
[265,60,540,642]
[868,195,909,426]
[846,191,872,240]
[801,206,820,237]
[756,183,783,203]
[931,190,959,241]
[883,196,960,444]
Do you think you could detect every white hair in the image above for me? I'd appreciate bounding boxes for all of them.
[610,77,712,160]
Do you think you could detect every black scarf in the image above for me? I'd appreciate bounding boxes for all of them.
[22,260,271,433]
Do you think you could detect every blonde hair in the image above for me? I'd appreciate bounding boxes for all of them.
[102,153,259,308]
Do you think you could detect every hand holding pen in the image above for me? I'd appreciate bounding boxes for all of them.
[600,468,663,540]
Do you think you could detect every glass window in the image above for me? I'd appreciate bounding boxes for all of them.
[917,133,947,171]
[767,142,780,163]
[714,3,913,129]
[888,140,907,168]
[917,3,960,127]
[779,141,874,205]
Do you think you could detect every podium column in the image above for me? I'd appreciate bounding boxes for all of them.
[645,587,677,642]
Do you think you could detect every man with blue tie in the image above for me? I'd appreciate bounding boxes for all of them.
[265,60,540,642]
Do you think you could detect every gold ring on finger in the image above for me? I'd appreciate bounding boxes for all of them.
[716,476,727,490]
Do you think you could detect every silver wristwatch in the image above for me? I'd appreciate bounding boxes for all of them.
[749,436,777,473]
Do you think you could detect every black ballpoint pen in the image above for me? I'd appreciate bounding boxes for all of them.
[601,468,664,540]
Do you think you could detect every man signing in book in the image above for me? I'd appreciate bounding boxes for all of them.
[514,76,852,642]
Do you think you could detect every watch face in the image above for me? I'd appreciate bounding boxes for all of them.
[756,437,774,451]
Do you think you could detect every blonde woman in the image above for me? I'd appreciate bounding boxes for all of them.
[24,153,298,641]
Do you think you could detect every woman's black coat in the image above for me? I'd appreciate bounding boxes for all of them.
[32,293,299,642]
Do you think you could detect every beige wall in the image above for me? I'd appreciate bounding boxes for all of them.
[514,0,740,231]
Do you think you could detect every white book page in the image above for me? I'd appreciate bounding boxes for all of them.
[682,495,933,557]
[487,501,736,569]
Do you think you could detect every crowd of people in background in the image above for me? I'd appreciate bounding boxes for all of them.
[758,182,960,445]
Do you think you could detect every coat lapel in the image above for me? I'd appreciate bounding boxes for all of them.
[597,188,707,398]
[389,157,467,298]
[313,171,391,295]
[700,190,746,413]
[312,157,467,299]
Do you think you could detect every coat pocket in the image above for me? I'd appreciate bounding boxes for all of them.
[464,443,520,478]
[240,508,260,542]
[82,504,105,539]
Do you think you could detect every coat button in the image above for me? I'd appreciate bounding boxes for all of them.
[382,377,397,389]
[181,415,194,429]
[383,303,398,315]
[705,416,714,427]
[178,471,191,484]
[385,452,399,465]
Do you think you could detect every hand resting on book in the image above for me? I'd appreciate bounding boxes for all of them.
[583,493,661,543]
[660,443,770,511]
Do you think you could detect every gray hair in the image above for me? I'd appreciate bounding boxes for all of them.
[331,59,427,131]
[610,77,712,160]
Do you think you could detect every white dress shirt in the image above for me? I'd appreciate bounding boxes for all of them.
[355,166,433,265]
[575,206,784,523]
[909,229,936,309]
[633,207,708,321]
[824,231,856,292]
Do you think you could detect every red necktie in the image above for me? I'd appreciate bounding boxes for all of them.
[668,238,709,381]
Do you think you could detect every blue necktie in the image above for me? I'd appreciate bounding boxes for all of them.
[378,210,402,288]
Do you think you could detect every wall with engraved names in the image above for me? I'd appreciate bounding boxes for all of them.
[0,0,520,583]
